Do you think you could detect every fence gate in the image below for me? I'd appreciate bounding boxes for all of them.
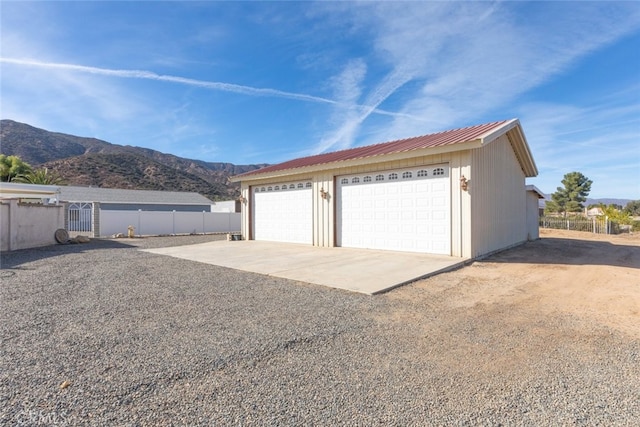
[68,202,93,233]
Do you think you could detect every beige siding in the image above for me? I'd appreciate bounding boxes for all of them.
[526,191,541,240]
[450,151,472,258]
[469,135,527,257]
[239,184,250,239]
[314,173,333,247]
[240,153,468,256]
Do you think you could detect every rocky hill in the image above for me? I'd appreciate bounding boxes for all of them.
[0,120,267,200]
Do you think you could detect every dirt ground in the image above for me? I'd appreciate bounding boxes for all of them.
[388,228,640,338]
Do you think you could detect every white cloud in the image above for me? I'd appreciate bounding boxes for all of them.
[519,90,640,198]
[1,63,147,136]
[310,2,508,150]
[311,1,640,152]
[311,59,367,153]
[312,59,417,153]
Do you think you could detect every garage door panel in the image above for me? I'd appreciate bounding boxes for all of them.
[253,183,312,244]
[337,165,451,255]
[401,199,413,208]
[433,211,447,221]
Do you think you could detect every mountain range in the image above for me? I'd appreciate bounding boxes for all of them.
[2,119,634,206]
[0,120,267,200]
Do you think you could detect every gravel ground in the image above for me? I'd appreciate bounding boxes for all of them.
[1,235,638,426]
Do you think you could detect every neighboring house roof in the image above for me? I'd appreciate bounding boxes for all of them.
[525,185,546,199]
[0,182,61,200]
[56,186,213,205]
[232,119,537,181]
[586,207,604,216]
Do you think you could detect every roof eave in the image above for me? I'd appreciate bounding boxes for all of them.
[526,185,546,199]
[481,119,538,177]
[0,182,61,198]
[509,124,538,177]
[230,140,483,183]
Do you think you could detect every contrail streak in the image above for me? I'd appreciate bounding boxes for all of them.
[0,57,420,120]
[0,57,337,105]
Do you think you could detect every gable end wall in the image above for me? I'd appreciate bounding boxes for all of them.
[470,134,527,257]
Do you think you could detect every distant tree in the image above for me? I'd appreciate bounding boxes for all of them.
[14,168,65,185]
[624,200,640,216]
[0,154,32,182]
[544,171,592,217]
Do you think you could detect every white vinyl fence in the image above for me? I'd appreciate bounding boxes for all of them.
[100,210,240,237]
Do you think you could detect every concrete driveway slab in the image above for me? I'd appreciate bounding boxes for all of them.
[143,240,468,294]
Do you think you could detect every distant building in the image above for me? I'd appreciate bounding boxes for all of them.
[55,186,214,212]
[585,207,604,218]
[52,186,239,237]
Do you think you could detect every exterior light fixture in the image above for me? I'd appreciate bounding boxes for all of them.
[460,175,469,191]
[320,188,329,200]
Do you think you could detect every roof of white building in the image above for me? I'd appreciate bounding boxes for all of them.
[56,186,213,205]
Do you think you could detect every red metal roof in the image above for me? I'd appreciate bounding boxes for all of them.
[236,119,512,178]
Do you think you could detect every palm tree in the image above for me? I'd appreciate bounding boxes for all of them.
[14,168,65,185]
[0,154,32,182]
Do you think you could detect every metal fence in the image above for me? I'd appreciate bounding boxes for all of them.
[539,216,620,234]
[68,202,93,233]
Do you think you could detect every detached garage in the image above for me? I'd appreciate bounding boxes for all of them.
[231,119,538,259]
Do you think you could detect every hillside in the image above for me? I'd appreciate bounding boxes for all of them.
[0,120,267,200]
[585,198,632,208]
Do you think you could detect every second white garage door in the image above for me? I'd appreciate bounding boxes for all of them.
[252,181,313,244]
[337,165,451,254]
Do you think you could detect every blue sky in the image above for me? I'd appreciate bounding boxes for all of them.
[1,1,639,199]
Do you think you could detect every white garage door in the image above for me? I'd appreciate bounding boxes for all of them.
[252,181,313,244]
[337,165,451,254]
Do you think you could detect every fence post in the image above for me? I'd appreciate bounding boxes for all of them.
[138,209,142,237]
[172,210,176,235]
[93,202,100,238]
[203,211,206,235]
